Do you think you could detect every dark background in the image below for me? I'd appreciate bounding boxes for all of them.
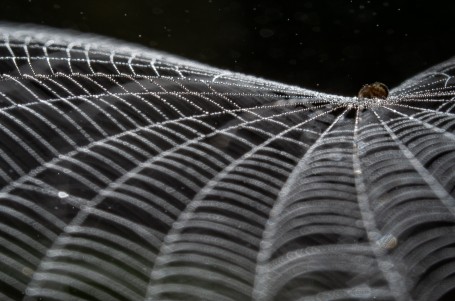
[1,0,454,96]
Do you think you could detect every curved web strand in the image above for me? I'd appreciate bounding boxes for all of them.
[0,24,454,301]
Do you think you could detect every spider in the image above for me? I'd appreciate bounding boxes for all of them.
[357,82,389,99]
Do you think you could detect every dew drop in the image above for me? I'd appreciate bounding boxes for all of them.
[377,234,398,250]
[57,191,69,199]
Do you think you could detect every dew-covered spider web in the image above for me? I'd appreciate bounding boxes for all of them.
[0,24,454,301]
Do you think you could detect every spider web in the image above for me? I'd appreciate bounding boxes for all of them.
[0,24,454,301]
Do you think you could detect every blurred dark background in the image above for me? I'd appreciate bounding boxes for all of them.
[1,0,454,96]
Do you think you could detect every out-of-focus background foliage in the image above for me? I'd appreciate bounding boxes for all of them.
[1,0,454,95]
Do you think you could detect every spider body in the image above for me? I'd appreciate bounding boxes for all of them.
[358,82,389,99]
